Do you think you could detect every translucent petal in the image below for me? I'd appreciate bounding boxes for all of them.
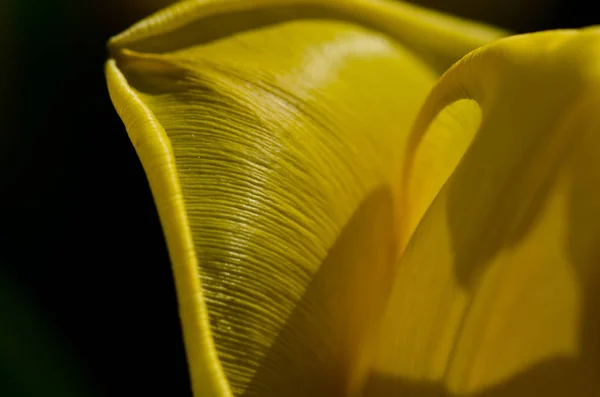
[366,27,600,396]
[105,1,505,396]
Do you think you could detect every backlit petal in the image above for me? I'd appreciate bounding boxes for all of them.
[366,28,600,396]
[105,1,506,396]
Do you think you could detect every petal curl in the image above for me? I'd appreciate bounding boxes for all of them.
[106,24,421,396]
[366,28,600,396]
[105,1,505,396]
[108,0,507,74]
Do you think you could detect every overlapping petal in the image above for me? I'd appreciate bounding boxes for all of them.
[366,28,600,397]
[105,1,506,397]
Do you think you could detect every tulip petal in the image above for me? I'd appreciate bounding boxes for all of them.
[366,28,600,396]
[108,0,507,74]
[107,22,427,396]
[106,2,505,396]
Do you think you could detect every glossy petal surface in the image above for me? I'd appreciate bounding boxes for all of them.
[367,28,600,397]
[105,1,504,396]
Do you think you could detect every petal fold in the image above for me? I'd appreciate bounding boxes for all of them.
[105,1,506,396]
[108,0,507,74]
[366,28,600,396]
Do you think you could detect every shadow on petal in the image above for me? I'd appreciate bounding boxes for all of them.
[365,30,600,397]
[244,186,399,397]
[362,354,594,397]
[363,276,599,395]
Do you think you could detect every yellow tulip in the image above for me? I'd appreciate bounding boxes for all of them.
[104,1,600,396]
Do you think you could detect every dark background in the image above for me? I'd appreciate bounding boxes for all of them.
[0,1,597,396]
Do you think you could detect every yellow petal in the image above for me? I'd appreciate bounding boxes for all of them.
[366,27,600,396]
[105,1,505,396]
[108,0,507,74]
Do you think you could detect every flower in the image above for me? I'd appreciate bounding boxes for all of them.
[105,1,600,396]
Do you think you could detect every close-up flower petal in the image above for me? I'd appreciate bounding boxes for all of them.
[5,1,600,396]
[105,1,507,396]
[101,1,600,397]
[367,28,600,396]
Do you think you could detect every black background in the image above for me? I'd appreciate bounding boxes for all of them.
[1,1,597,396]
